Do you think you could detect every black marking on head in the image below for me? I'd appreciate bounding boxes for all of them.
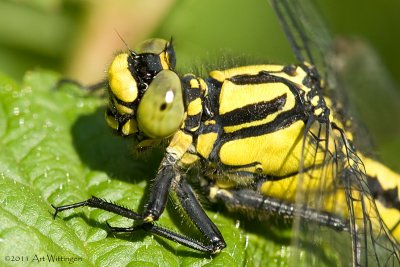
[160,103,167,111]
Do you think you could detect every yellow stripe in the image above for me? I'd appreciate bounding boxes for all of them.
[361,154,400,240]
[205,120,216,125]
[375,201,400,239]
[219,121,326,176]
[270,66,310,94]
[199,78,207,93]
[189,78,201,89]
[210,65,285,81]
[362,155,400,191]
[187,98,202,116]
[223,113,280,133]
[311,95,320,106]
[179,153,199,167]
[196,132,218,159]
[219,82,294,115]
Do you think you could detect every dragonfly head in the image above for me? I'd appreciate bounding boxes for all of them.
[105,38,184,140]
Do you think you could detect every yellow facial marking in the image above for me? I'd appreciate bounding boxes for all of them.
[114,101,134,115]
[108,53,138,103]
[105,114,118,130]
[121,119,138,136]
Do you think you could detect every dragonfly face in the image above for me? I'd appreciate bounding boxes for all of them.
[52,0,400,266]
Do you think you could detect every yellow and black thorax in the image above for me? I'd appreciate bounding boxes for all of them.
[181,64,330,177]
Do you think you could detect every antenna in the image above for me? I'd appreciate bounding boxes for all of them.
[114,28,136,56]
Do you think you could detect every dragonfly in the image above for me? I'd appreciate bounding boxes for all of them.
[52,0,400,266]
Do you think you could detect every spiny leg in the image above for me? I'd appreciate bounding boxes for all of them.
[174,177,226,253]
[52,154,176,222]
[52,196,216,253]
[52,154,225,253]
[102,177,226,253]
[52,196,142,220]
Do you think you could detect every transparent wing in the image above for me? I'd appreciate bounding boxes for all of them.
[268,0,350,114]
[269,0,331,72]
[334,124,400,266]
[269,0,400,266]
[329,38,400,158]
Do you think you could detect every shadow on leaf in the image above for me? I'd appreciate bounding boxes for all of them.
[70,106,162,184]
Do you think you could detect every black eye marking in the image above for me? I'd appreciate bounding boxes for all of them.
[160,103,167,111]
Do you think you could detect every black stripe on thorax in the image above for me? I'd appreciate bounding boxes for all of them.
[221,110,305,142]
[204,110,305,164]
[183,87,201,103]
[200,70,308,162]
[183,113,202,132]
[217,71,308,140]
[228,71,306,107]
[229,70,289,85]
[219,94,287,127]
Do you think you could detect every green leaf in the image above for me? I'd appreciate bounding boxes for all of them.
[0,70,295,267]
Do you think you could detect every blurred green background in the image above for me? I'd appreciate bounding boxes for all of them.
[1,0,399,169]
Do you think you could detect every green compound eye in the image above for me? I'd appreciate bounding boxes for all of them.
[137,70,184,138]
[135,38,168,54]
